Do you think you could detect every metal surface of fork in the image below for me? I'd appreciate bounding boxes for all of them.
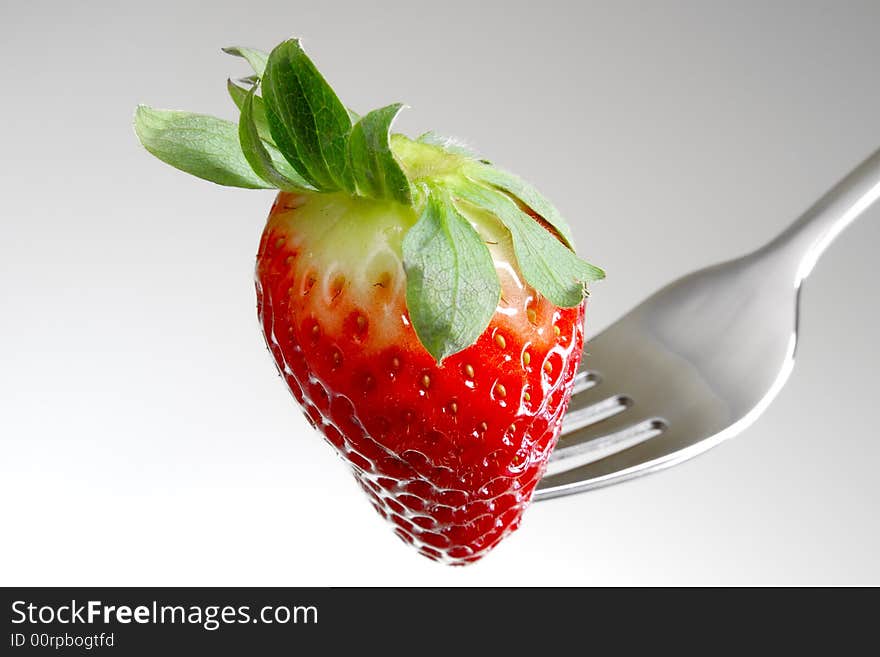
[536,146,880,501]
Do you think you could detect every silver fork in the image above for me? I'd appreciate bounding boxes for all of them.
[537,146,880,501]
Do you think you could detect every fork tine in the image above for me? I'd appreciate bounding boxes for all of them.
[559,395,647,439]
[561,393,631,435]
[563,370,610,414]
[570,368,600,395]
[555,400,657,455]
[536,421,699,500]
[548,412,666,477]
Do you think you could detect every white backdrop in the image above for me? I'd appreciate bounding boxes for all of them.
[2,0,879,585]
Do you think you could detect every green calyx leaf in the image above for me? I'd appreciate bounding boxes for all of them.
[134,105,272,189]
[463,160,576,249]
[227,79,276,147]
[403,187,500,362]
[222,46,268,77]
[262,39,354,192]
[225,47,361,127]
[453,178,605,307]
[348,104,413,206]
[238,83,315,192]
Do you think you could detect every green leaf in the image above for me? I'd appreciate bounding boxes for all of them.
[348,104,412,206]
[222,46,268,77]
[238,84,314,192]
[227,78,249,107]
[454,180,604,307]
[227,79,276,147]
[134,105,272,189]
[223,47,360,140]
[463,161,575,248]
[403,188,500,362]
[238,77,358,132]
[262,39,354,192]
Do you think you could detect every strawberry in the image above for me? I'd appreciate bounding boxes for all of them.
[255,191,587,563]
[135,38,604,564]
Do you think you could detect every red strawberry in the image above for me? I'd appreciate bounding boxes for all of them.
[135,38,603,564]
[256,191,586,562]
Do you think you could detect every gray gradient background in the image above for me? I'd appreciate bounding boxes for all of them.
[1,0,878,585]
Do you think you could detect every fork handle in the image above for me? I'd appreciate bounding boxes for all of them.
[760,146,880,282]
